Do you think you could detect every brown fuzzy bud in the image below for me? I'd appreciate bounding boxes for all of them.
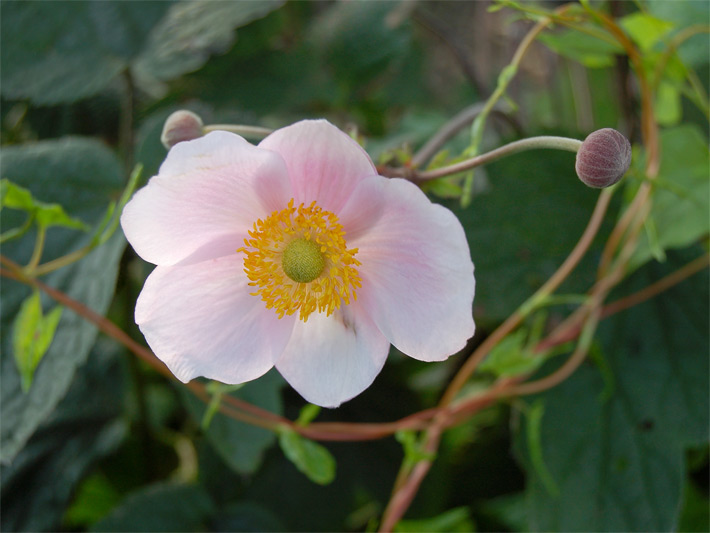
[575,128,631,188]
[161,110,204,149]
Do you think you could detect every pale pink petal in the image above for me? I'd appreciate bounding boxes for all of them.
[258,120,377,214]
[121,131,292,266]
[135,254,296,384]
[275,304,390,408]
[341,176,475,361]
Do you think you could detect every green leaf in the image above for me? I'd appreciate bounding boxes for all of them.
[182,370,283,475]
[63,473,122,529]
[394,507,475,532]
[12,291,63,392]
[478,329,545,378]
[516,250,709,531]
[630,125,710,271]
[311,1,412,85]
[654,81,682,126]
[396,430,436,465]
[647,0,710,67]
[619,12,675,52]
[91,483,216,532]
[678,480,710,532]
[1,342,127,532]
[0,1,170,104]
[133,0,285,84]
[1,137,125,463]
[1,179,89,232]
[278,427,337,485]
[296,403,322,426]
[539,30,623,68]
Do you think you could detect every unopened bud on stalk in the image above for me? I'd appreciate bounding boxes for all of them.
[575,128,631,188]
[161,110,204,149]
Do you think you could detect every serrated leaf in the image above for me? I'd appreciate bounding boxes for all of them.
[516,250,709,531]
[312,1,412,85]
[0,1,170,104]
[133,0,285,84]
[1,343,126,532]
[12,291,63,392]
[1,137,125,463]
[91,483,215,532]
[278,428,336,485]
[1,179,88,231]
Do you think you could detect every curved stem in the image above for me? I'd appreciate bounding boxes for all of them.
[383,136,582,182]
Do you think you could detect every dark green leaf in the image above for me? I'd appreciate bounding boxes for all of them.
[516,250,709,531]
[134,0,285,83]
[678,480,710,532]
[311,1,412,85]
[0,1,170,104]
[0,137,125,463]
[210,501,286,532]
[278,427,336,485]
[63,473,122,529]
[182,370,283,475]
[447,145,614,322]
[12,291,63,392]
[92,483,216,532]
[0,342,127,532]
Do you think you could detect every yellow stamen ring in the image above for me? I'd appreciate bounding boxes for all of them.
[238,199,361,322]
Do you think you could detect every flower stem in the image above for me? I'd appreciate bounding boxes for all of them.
[26,225,46,272]
[382,135,583,182]
[419,136,582,182]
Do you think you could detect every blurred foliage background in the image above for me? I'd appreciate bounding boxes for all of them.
[1,1,708,531]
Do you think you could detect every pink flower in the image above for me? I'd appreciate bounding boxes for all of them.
[121,120,475,408]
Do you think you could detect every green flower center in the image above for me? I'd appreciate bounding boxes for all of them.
[281,238,325,283]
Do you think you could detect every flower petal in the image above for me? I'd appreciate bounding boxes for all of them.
[135,254,295,384]
[275,304,390,408]
[121,131,292,266]
[342,176,475,361]
[259,120,377,214]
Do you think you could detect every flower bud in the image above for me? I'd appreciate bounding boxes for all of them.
[575,128,631,188]
[161,110,204,150]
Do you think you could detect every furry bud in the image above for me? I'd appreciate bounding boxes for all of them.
[161,110,204,150]
[575,128,631,188]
